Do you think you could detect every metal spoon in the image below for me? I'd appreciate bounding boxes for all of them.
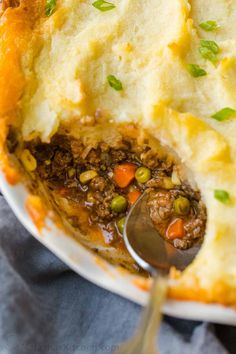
[113,192,200,354]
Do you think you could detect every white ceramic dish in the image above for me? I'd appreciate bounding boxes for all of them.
[1,171,236,325]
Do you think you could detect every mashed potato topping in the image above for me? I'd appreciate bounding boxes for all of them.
[1,0,236,305]
[21,1,236,144]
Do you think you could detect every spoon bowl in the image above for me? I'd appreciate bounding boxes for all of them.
[114,191,201,354]
[124,192,200,274]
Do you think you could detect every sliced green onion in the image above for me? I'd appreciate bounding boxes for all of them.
[200,39,219,54]
[199,20,218,32]
[199,39,219,63]
[199,47,218,63]
[214,190,230,204]
[211,107,236,121]
[92,0,115,12]
[187,64,207,77]
[107,75,123,91]
[45,0,57,17]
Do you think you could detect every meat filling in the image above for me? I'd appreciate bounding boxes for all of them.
[18,129,207,251]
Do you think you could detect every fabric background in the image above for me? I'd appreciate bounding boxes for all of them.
[0,195,235,354]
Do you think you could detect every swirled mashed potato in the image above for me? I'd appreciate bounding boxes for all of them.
[21,0,236,144]
[1,0,236,304]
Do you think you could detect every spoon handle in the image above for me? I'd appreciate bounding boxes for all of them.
[114,275,168,354]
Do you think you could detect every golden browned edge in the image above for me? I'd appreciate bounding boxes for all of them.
[1,1,235,308]
[0,0,47,229]
[0,0,45,183]
[132,269,236,309]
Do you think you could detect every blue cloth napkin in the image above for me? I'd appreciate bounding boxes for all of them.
[0,195,235,354]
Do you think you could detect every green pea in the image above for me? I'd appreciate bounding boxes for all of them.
[135,167,151,184]
[174,197,190,215]
[116,217,126,234]
[111,196,128,213]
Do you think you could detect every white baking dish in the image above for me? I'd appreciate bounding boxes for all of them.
[1,172,235,326]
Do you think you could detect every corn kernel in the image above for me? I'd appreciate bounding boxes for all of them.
[79,170,98,184]
[20,149,37,172]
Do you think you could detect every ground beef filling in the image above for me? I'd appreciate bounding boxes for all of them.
[24,133,206,250]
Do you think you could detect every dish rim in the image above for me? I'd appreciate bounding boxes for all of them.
[0,172,236,326]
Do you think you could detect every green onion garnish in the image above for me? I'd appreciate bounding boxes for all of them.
[199,39,219,63]
[214,190,230,204]
[199,21,218,32]
[200,39,219,54]
[211,107,236,121]
[187,64,207,77]
[107,75,123,91]
[199,47,217,63]
[45,0,57,17]
[92,0,116,12]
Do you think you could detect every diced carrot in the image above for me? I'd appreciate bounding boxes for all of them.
[166,218,185,240]
[114,163,137,188]
[128,190,141,205]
